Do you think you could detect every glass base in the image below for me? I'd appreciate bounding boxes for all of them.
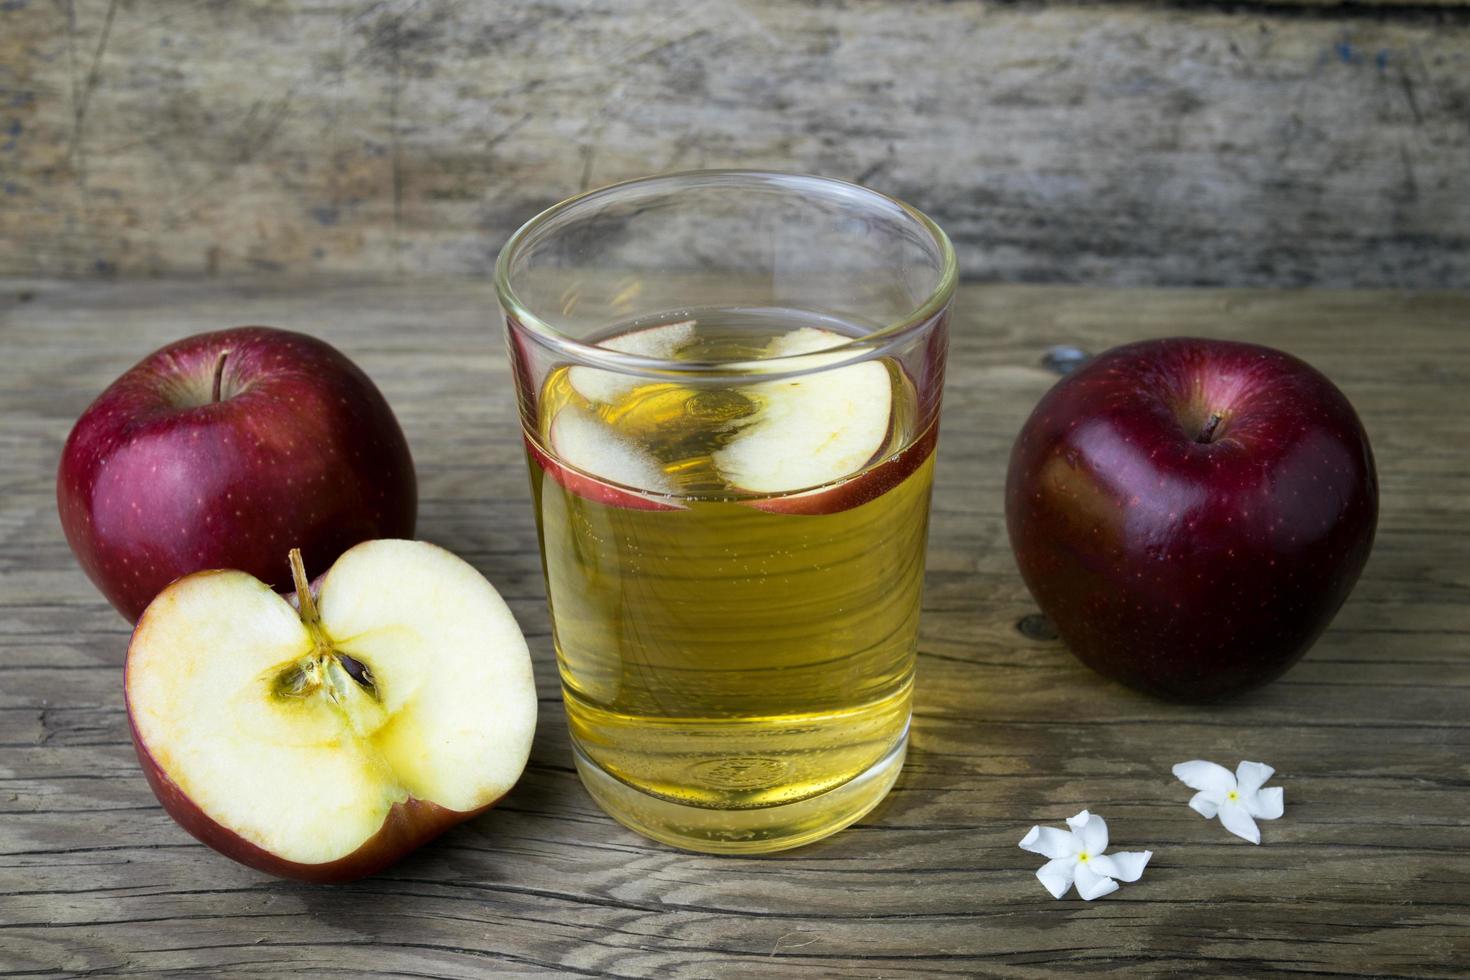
[570,724,909,855]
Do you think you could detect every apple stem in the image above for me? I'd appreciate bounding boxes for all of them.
[1198,412,1224,444]
[211,351,229,403]
[288,548,320,627]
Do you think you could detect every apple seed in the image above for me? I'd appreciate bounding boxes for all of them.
[336,652,377,695]
[271,659,319,700]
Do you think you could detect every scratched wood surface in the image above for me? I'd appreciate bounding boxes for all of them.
[3,1,1470,288]
[1,279,1468,977]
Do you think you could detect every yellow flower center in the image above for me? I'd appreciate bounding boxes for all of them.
[1227,790,1240,802]
[1078,851,1090,862]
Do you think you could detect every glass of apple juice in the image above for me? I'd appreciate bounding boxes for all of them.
[495,171,956,854]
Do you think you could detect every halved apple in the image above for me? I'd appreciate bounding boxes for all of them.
[124,539,537,882]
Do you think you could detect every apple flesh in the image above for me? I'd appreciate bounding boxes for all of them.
[125,539,536,882]
[547,404,679,501]
[526,431,680,512]
[566,318,696,404]
[58,327,416,623]
[1006,337,1378,701]
[710,327,893,496]
[750,419,937,516]
[533,319,693,511]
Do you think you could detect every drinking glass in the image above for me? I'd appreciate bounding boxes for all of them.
[496,171,955,853]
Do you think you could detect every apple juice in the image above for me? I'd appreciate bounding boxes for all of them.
[524,308,937,851]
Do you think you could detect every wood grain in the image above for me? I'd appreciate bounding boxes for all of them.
[1,279,1468,977]
[2,2,1470,288]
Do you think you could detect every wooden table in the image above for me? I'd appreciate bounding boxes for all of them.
[2,280,1467,977]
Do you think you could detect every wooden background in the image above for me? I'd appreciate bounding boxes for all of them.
[1,279,1467,976]
[3,0,1470,287]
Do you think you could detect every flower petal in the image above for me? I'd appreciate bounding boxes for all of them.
[1188,790,1222,819]
[1173,760,1236,794]
[1070,811,1105,858]
[1088,850,1152,883]
[1248,785,1284,821]
[1035,856,1078,899]
[1064,809,1092,834]
[1235,760,1275,797]
[1218,802,1262,844]
[1020,825,1079,859]
[1072,862,1119,901]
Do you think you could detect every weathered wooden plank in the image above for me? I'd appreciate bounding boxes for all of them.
[0,279,1468,976]
[2,3,1470,288]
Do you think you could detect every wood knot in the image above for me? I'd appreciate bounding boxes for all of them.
[1017,613,1059,642]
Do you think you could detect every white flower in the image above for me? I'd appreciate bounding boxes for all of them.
[1173,760,1284,844]
[1018,810,1152,900]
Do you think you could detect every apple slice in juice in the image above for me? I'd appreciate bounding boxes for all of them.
[537,404,681,511]
[567,318,697,404]
[527,319,696,511]
[710,326,909,513]
[532,318,925,514]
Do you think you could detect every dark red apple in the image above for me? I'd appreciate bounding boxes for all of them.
[58,327,416,622]
[1005,337,1378,701]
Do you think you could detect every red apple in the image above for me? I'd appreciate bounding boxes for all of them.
[58,327,416,622]
[125,540,537,882]
[1005,337,1378,701]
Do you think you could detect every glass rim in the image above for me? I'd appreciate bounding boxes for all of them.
[494,169,958,381]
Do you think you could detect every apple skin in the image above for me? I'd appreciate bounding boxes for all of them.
[1005,337,1377,701]
[128,708,497,883]
[58,327,416,622]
